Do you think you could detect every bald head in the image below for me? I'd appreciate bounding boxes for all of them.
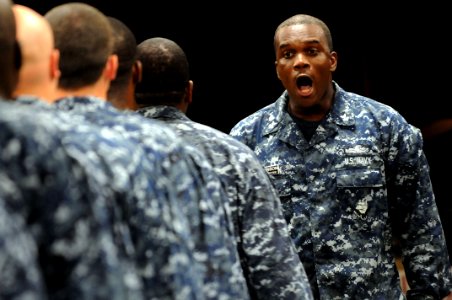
[13,4,60,101]
[0,0,19,99]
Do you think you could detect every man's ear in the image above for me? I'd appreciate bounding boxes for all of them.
[105,54,118,80]
[185,80,193,106]
[132,60,142,85]
[329,51,338,72]
[50,48,61,80]
[179,80,193,114]
[275,60,281,80]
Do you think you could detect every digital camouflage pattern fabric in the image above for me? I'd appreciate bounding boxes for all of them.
[0,99,143,299]
[230,82,452,299]
[54,96,249,300]
[16,96,203,300]
[0,194,45,299]
[138,105,314,300]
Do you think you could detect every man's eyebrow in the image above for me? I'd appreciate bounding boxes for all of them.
[303,39,321,45]
[278,39,321,49]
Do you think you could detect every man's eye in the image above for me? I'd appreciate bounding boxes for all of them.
[306,48,319,55]
[283,51,293,59]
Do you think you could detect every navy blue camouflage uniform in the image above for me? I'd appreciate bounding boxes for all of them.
[54,96,250,300]
[138,105,314,300]
[0,194,45,299]
[16,96,205,300]
[0,99,144,299]
[230,82,452,299]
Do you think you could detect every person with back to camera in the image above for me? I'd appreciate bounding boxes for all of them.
[134,36,314,299]
[45,4,250,299]
[105,18,253,299]
[229,13,452,299]
[0,0,46,297]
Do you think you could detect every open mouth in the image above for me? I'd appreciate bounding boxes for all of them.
[296,76,312,88]
[296,76,313,95]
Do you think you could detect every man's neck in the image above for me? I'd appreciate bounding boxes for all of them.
[55,82,108,100]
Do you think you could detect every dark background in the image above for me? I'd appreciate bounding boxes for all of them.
[14,0,451,133]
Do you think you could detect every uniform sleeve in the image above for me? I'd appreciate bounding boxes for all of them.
[387,122,452,299]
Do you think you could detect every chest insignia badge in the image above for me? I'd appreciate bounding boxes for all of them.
[356,199,368,215]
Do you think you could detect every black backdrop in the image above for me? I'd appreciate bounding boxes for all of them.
[14,0,451,133]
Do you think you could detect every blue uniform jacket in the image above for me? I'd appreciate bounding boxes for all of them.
[0,99,145,299]
[54,96,249,300]
[230,82,452,299]
[138,105,314,300]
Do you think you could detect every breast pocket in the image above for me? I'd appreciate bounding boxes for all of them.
[336,168,387,233]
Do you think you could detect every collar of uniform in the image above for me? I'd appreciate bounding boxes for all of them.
[329,81,355,127]
[138,105,188,121]
[262,90,289,136]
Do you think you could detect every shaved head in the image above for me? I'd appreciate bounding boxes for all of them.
[13,4,60,101]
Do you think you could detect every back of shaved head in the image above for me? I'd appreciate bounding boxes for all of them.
[13,4,59,101]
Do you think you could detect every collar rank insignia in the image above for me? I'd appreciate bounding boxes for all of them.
[265,164,281,175]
